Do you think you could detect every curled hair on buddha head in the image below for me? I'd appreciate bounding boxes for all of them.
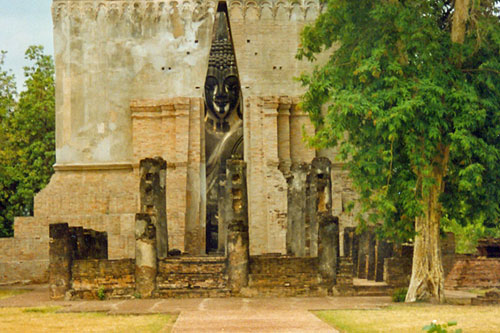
[205,11,241,132]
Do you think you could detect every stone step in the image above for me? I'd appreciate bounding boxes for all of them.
[240,285,328,297]
[353,285,393,296]
[156,273,227,290]
[153,288,231,298]
[248,273,321,288]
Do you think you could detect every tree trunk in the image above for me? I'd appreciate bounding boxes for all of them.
[452,0,470,44]
[406,146,449,303]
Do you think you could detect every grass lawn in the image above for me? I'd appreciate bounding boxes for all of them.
[0,307,177,333]
[314,304,500,333]
[0,289,30,300]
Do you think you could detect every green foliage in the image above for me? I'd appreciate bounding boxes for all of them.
[0,46,55,237]
[443,217,500,253]
[422,320,462,333]
[298,1,500,242]
[97,287,106,301]
[392,287,408,302]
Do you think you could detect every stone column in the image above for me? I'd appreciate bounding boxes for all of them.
[318,214,339,290]
[357,231,369,279]
[286,163,308,256]
[49,223,73,300]
[307,157,332,256]
[227,220,249,293]
[375,239,393,282]
[226,159,249,293]
[135,213,157,298]
[367,230,377,280]
[139,157,168,258]
[351,231,360,276]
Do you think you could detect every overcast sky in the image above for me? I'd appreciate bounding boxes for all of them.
[0,1,53,92]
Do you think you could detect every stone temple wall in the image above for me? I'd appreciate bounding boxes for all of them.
[0,0,359,283]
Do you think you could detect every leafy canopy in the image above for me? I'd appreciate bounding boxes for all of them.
[0,46,55,237]
[298,0,500,241]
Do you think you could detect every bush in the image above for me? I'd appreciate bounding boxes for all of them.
[423,320,462,333]
[392,287,408,302]
[97,287,106,301]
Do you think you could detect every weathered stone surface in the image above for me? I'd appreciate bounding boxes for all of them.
[334,257,355,296]
[375,240,393,282]
[318,214,339,289]
[286,163,309,256]
[49,223,72,300]
[366,231,376,281]
[445,257,500,290]
[70,259,136,300]
[384,257,412,287]
[139,157,168,258]
[357,231,370,279]
[245,255,326,297]
[1,0,357,286]
[227,220,250,293]
[135,213,157,298]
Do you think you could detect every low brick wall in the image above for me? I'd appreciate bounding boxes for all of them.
[249,255,318,274]
[156,256,227,290]
[445,257,500,290]
[0,234,49,284]
[70,259,135,299]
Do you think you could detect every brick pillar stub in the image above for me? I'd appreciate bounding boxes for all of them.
[318,214,339,290]
[135,213,157,298]
[49,223,72,300]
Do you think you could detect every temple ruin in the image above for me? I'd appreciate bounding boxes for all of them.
[1,0,477,299]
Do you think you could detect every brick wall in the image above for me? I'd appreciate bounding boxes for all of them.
[156,256,227,290]
[445,257,500,290]
[70,259,135,299]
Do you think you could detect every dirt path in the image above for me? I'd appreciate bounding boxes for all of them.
[7,284,468,332]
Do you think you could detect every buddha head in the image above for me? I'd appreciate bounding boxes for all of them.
[205,11,240,130]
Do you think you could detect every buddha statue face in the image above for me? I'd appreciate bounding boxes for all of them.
[205,71,240,119]
[204,11,241,132]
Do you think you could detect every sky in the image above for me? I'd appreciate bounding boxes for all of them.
[0,1,53,92]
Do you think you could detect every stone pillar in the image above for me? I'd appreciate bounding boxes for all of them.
[227,220,249,293]
[318,214,339,289]
[357,231,369,279]
[307,157,332,256]
[226,159,249,292]
[343,227,355,258]
[375,239,393,282]
[139,157,168,258]
[366,230,376,280]
[286,163,308,256]
[135,213,157,298]
[49,223,73,300]
[351,231,359,276]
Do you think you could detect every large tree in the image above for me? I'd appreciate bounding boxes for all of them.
[298,0,500,302]
[0,46,55,237]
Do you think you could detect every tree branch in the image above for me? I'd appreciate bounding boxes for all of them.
[462,68,500,75]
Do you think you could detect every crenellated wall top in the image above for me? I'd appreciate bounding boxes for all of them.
[52,0,324,23]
